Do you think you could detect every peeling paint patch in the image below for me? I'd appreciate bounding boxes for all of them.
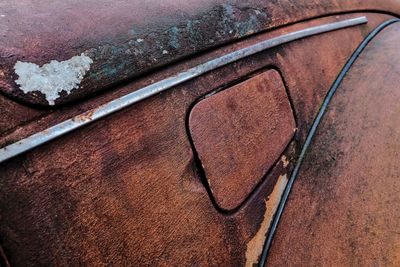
[207,178,214,194]
[14,53,93,105]
[245,174,288,267]
[281,155,290,168]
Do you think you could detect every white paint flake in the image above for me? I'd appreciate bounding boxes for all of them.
[162,50,169,55]
[14,53,93,105]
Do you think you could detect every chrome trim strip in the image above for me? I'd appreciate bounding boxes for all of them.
[0,17,368,163]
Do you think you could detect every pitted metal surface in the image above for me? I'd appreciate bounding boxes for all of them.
[1,0,400,105]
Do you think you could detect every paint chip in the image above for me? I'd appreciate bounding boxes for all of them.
[14,53,93,105]
[245,174,288,267]
[281,155,290,168]
[162,50,169,55]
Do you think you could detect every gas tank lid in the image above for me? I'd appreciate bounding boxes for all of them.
[189,70,296,210]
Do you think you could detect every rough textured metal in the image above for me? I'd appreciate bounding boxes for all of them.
[259,18,400,266]
[0,14,395,266]
[0,0,400,105]
[189,70,296,210]
[0,17,367,164]
[267,22,400,267]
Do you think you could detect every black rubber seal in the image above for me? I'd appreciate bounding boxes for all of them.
[258,18,400,267]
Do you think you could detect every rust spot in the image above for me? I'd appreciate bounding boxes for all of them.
[72,108,97,123]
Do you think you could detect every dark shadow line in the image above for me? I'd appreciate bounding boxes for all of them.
[0,244,11,267]
[273,68,299,132]
[258,18,400,267]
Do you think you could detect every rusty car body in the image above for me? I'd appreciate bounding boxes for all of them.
[0,0,400,266]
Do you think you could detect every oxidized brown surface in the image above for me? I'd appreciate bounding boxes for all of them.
[0,13,391,146]
[0,0,400,105]
[268,22,400,266]
[189,70,295,210]
[0,13,396,266]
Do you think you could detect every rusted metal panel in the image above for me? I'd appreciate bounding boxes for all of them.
[0,17,368,164]
[189,70,296,210]
[0,1,400,106]
[0,13,386,150]
[0,13,395,266]
[0,95,44,135]
[267,22,400,266]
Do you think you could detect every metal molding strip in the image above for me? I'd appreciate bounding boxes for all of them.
[0,17,367,163]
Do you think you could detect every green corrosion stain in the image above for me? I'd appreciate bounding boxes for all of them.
[219,4,267,38]
[169,26,180,49]
[86,3,270,88]
[237,14,261,37]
